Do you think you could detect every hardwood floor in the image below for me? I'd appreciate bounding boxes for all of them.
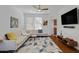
[50,35,79,53]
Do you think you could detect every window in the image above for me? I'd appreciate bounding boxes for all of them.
[34,17,43,30]
[26,17,34,30]
[26,17,43,30]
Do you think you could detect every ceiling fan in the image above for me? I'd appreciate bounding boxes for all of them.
[32,5,48,12]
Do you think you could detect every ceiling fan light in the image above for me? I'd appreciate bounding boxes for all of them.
[38,9,42,12]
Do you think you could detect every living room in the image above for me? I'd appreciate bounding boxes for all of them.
[0,5,79,53]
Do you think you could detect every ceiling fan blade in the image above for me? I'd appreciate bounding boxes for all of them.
[33,5,41,9]
[32,6,38,9]
[41,8,48,10]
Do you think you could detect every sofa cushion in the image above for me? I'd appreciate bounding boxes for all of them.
[13,30,27,45]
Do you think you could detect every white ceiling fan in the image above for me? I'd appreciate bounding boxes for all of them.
[32,5,48,12]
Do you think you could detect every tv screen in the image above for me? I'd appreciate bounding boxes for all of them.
[61,8,78,25]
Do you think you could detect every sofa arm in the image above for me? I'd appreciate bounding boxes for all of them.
[0,40,16,51]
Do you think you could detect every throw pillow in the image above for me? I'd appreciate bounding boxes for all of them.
[6,32,17,40]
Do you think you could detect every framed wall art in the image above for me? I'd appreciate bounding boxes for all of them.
[10,16,18,28]
[43,20,48,26]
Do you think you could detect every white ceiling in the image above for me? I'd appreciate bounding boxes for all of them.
[12,5,64,14]
[12,5,77,14]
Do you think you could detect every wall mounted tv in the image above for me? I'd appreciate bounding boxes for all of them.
[61,8,78,25]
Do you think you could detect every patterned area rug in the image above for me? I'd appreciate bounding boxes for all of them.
[17,37,62,53]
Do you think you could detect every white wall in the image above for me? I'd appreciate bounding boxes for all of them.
[57,5,79,42]
[0,6,24,35]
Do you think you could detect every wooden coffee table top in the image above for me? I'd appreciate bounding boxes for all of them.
[50,35,79,53]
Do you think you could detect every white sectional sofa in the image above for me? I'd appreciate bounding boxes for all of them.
[0,30,31,52]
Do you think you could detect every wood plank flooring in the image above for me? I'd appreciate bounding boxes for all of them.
[50,35,79,53]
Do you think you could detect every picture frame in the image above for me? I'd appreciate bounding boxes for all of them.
[43,20,48,26]
[10,16,18,28]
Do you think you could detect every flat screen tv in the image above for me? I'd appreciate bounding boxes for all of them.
[61,8,78,25]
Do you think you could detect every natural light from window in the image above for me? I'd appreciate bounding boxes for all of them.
[26,17,43,31]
